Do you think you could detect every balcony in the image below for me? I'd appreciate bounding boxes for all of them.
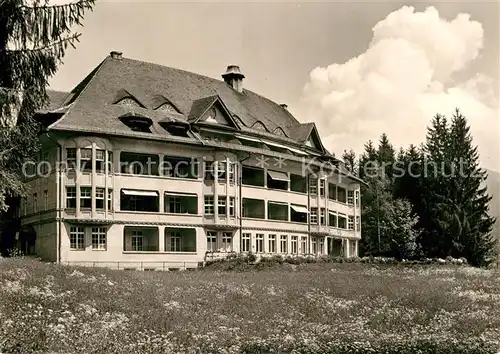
[164,193,197,214]
[123,226,159,252]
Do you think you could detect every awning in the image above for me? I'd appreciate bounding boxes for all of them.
[235,135,262,143]
[329,212,337,217]
[291,205,309,214]
[263,140,308,155]
[267,170,289,182]
[121,189,158,197]
[164,192,197,198]
[268,201,288,206]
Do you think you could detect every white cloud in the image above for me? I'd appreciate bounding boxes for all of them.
[301,6,499,171]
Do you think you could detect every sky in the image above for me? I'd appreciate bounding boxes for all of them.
[48,0,499,171]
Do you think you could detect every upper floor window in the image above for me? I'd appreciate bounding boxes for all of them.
[337,187,347,203]
[320,208,326,226]
[319,180,325,197]
[120,189,159,212]
[204,196,214,215]
[328,183,337,201]
[217,162,227,182]
[66,187,76,208]
[347,191,354,205]
[33,193,38,213]
[66,148,77,170]
[81,148,92,173]
[229,197,235,217]
[242,166,265,187]
[229,163,236,184]
[348,215,354,230]
[355,190,360,206]
[96,188,105,209]
[309,178,317,195]
[44,190,48,210]
[218,196,226,215]
[310,207,318,224]
[290,174,306,193]
[96,150,105,173]
[80,187,92,209]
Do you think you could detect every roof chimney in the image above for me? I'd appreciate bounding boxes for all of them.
[222,65,245,93]
[110,51,123,59]
[280,104,288,110]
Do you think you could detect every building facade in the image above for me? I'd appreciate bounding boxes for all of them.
[21,51,363,270]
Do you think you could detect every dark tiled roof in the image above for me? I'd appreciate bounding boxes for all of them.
[45,90,71,111]
[47,54,319,145]
[188,95,218,122]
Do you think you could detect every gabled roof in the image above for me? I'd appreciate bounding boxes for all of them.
[42,52,334,154]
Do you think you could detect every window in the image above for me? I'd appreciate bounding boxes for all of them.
[319,238,324,254]
[242,198,265,219]
[66,187,76,208]
[96,150,105,173]
[96,188,105,209]
[229,163,236,184]
[222,232,232,251]
[268,202,288,221]
[107,151,114,173]
[169,197,181,213]
[290,174,306,193]
[229,197,235,217]
[348,215,354,230]
[310,207,318,224]
[337,187,347,203]
[33,193,38,213]
[242,166,265,187]
[204,196,214,215]
[280,235,288,254]
[81,148,92,172]
[207,231,217,251]
[242,233,251,252]
[91,227,107,250]
[329,212,338,227]
[217,161,227,182]
[301,236,307,254]
[328,183,337,200]
[80,187,92,209]
[267,170,289,190]
[338,214,347,229]
[43,190,48,210]
[66,148,77,170]
[291,236,298,254]
[312,238,317,254]
[218,196,226,215]
[204,161,215,181]
[131,230,143,251]
[41,152,49,175]
[290,204,308,223]
[347,191,354,205]
[309,178,317,195]
[320,208,326,226]
[355,190,360,206]
[120,152,159,175]
[268,234,276,253]
[356,216,361,231]
[169,231,181,252]
[22,197,27,215]
[107,189,113,210]
[120,190,159,212]
[256,234,264,253]
[163,156,198,179]
[319,179,325,197]
[70,226,85,250]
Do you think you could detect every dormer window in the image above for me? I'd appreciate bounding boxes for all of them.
[155,102,179,114]
[159,120,189,137]
[273,127,287,137]
[119,113,153,133]
[115,97,143,107]
[251,121,268,131]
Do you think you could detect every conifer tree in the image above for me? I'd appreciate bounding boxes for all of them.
[0,0,94,211]
[342,149,358,176]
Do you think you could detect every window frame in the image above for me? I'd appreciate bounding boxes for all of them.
[80,148,93,173]
[204,196,214,215]
[91,227,107,250]
[268,234,276,253]
[70,226,85,250]
[95,188,105,210]
[242,233,251,252]
[206,231,217,251]
[80,187,92,209]
[66,187,76,209]
[255,234,264,253]
[280,235,288,254]
[131,230,143,251]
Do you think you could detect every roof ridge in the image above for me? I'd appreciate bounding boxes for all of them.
[120,56,301,124]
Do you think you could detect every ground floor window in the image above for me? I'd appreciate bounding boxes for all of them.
[291,236,298,254]
[207,231,217,251]
[319,238,324,254]
[222,232,233,252]
[91,227,107,250]
[312,238,317,254]
[256,234,264,253]
[166,228,197,252]
[280,235,287,254]
[242,233,251,252]
[169,231,181,252]
[70,226,85,250]
[268,234,276,253]
[300,236,307,254]
[132,230,143,251]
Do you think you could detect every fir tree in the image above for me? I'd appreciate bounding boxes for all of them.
[0,0,94,211]
[342,149,358,176]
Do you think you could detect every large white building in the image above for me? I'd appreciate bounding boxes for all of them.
[20,51,363,270]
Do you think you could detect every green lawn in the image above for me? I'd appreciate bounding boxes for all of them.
[1,258,499,353]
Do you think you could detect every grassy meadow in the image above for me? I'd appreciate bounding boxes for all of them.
[1,258,500,353]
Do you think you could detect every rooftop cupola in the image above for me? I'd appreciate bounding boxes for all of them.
[222,65,245,93]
